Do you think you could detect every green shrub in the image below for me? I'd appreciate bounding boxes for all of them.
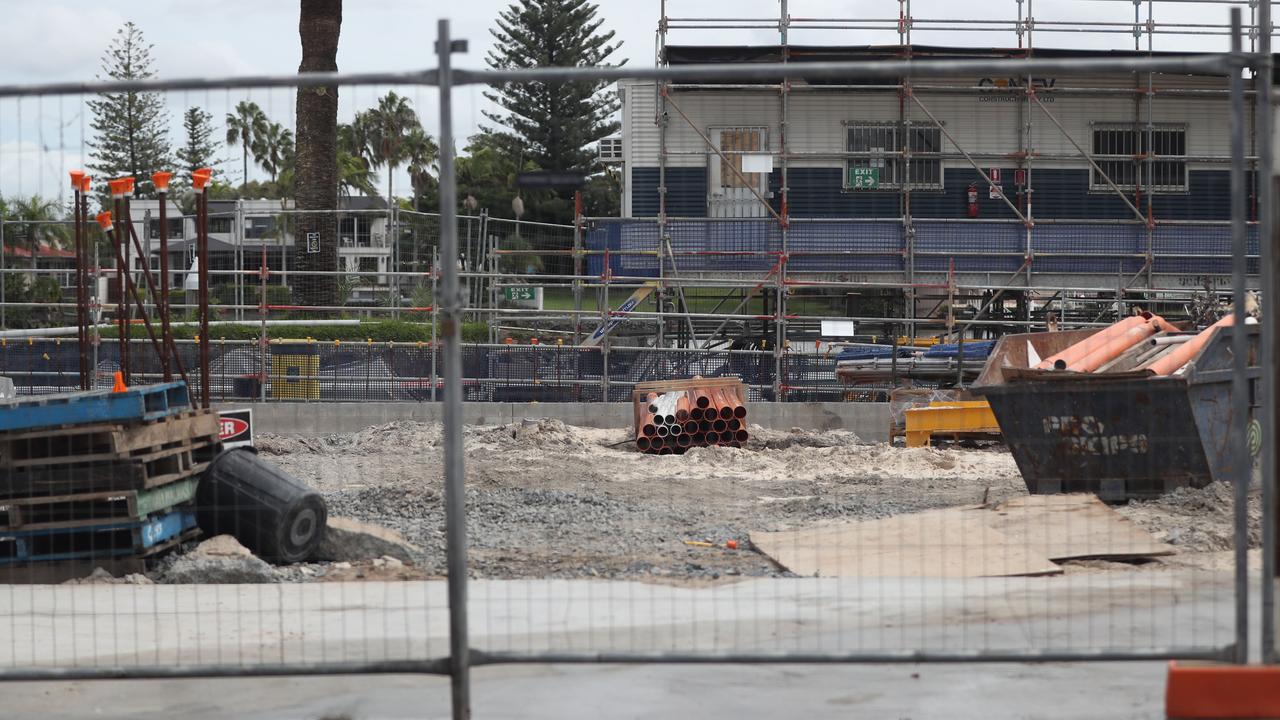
[210,283,292,307]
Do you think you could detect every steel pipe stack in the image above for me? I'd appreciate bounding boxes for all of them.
[632,378,748,454]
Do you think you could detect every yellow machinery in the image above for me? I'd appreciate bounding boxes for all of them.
[904,400,1000,447]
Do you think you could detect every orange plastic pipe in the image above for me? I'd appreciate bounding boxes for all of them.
[1066,317,1163,372]
[675,393,692,422]
[1036,315,1148,370]
[714,388,734,420]
[1145,314,1233,376]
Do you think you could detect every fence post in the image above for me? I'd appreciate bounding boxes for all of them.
[1228,8,1250,665]
[390,204,400,320]
[0,216,5,329]
[436,19,471,720]
[1254,0,1278,665]
[573,192,583,346]
[431,247,439,403]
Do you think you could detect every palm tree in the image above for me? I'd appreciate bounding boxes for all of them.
[402,125,439,206]
[353,91,420,204]
[293,0,342,307]
[6,196,69,271]
[252,121,294,184]
[336,122,378,199]
[225,100,267,190]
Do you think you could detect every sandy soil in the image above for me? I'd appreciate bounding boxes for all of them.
[251,418,1262,583]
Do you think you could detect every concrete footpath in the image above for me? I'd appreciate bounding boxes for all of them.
[0,572,1245,719]
[220,401,892,441]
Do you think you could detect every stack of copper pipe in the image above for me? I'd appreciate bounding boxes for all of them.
[635,385,749,454]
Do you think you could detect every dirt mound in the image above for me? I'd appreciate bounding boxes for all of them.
[1118,482,1262,552]
[256,422,444,457]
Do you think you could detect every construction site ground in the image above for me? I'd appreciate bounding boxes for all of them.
[253,418,1264,583]
[5,418,1268,720]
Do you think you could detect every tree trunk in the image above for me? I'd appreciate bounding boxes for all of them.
[293,0,342,307]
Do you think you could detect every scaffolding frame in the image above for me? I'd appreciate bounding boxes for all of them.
[643,0,1272,395]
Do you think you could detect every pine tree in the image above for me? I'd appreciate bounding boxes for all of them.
[87,22,173,199]
[483,0,622,188]
[176,107,221,185]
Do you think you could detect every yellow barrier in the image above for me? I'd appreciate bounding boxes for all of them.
[271,353,320,400]
[904,400,1000,447]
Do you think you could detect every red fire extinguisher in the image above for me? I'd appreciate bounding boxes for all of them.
[967,183,979,218]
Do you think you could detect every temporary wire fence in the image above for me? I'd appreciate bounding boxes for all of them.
[0,9,1272,720]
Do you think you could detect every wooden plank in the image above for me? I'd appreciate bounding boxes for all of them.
[977,494,1175,562]
[133,477,200,517]
[0,411,217,468]
[632,376,744,395]
[750,508,1062,578]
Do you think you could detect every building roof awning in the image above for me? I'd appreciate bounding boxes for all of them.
[661,44,1272,84]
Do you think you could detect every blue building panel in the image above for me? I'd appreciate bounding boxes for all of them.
[630,166,708,217]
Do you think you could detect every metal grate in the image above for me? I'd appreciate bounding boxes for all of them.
[844,121,943,190]
[1091,123,1188,192]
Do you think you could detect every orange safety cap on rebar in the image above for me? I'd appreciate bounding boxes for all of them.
[1165,661,1280,719]
[151,171,172,193]
[108,177,134,197]
[79,175,92,193]
[69,170,85,190]
[95,211,113,232]
[111,371,128,393]
[191,167,213,190]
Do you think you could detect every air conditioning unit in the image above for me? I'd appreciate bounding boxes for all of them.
[598,137,623,163]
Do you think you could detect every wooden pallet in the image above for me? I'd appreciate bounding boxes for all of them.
[0,508,197,565]
[0,476,200,532]
[0,440,216,499]
[0,409,218,468]
[0,382,190,433]
[632,376,745,399]
[0,527,202,583]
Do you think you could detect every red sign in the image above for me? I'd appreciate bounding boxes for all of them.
[989,168,1001,183]
[217,408,253,447]
[219,417,248,441]
[1014,169,1027,186]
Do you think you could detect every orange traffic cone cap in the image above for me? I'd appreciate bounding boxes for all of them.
[111,371,127,393]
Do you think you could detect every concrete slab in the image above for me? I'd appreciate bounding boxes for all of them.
[0,572,1260,719]
[2,662,1171,720]
[0,572,1236,669]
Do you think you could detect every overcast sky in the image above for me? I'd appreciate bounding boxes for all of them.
[0,0,1254,205]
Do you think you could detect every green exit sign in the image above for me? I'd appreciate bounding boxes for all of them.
[848,167,880,189]
[504,287,537,301]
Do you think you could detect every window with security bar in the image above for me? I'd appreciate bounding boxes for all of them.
[844,121,943,190]
[1090,123,1187,192]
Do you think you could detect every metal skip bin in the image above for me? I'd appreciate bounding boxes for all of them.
[972,325,1260,501]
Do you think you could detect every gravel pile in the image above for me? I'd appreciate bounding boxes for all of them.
[259,419,1026,583]
[1118,481,1263,552]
